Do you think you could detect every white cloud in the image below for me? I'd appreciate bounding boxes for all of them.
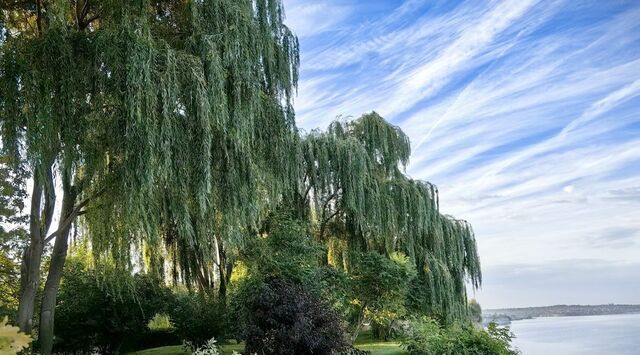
[283,0,352,38]
[384,0,542,116]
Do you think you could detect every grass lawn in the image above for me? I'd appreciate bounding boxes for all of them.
[130,331,408,355]
[130,343,407,355]
[128,345,189,355]
[128,343,244,355]
[354,330,408,355]
[356,341,407,355]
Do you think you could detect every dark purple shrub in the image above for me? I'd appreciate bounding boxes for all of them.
[244,279,348,355]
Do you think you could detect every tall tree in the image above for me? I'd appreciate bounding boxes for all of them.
[298,112,482,323]
[0,0,298,353]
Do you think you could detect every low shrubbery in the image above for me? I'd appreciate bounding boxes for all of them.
[403,317,519,355]
[349,251,416,342]
[52,257,225,354]
[244,278,349,355]
[147,313,174,332]
[48,215,497,355]
[170,292,229,347]
[51,255,516,355]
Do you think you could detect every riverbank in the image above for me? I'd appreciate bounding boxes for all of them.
[483,304,640,325]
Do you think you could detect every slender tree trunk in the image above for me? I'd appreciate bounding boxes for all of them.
[16,185,43,333]
[39,184,76,355]
[225,260,233,288]
[215,234,228,298]
[350,304,366,344]
[385,320,396,341]
[16,240,43,333]
[215,256,233,298]
[17,166,55,333]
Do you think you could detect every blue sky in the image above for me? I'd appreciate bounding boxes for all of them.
[283,0,640,308]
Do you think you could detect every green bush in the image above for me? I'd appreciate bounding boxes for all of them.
[349,251,416,341]
[228,211,340,340]
[53,258,180,353]
[403,318,519,355]
[468,299,483,324]
[241,211,322,285]
[53,257,228,353]
[147,313,174,332]
[170,292,229,347]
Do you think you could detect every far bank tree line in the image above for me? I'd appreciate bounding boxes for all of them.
[0,1,481,354]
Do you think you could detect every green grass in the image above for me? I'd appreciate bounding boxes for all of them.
[130,331,408,355]
[128,345,189,355]
[131,343,407,355]
[128,343,243,355]
[220,343,245,353]
[356,341,407,355]
[354,330,408,355]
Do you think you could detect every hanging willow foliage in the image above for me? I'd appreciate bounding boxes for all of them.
[299,112,481,323]
[1,0,299,288]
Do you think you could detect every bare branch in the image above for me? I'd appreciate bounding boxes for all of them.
[43,188,106,244]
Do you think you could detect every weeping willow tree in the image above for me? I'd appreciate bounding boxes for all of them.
[0,1,298,353]
[298,112,481,323]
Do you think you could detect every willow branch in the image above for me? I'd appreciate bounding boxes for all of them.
[81,0,89,20]
[302,183,312,202]
[41,164,56,236]
[320,191,338,219]
[43,188,105,243]
[319,208,340,241]
[35,0,42,35]
[81,15,100,30]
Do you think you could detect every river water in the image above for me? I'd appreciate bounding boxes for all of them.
[509,313,640,354]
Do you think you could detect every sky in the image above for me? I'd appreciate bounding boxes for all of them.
[282,0,640,309]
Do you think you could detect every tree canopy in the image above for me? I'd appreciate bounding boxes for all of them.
[1,0,299,352]
[299,113,481,322]
[1,0,300,274]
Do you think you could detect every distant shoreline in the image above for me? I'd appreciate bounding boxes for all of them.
[482,304,640,326]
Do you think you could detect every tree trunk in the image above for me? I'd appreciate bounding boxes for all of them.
[39,184,76,355]
[350,305,366,344]
[385,320,396,341]
[371,321,382,339]
[17,166,55,333]
[211,230,236,298]
[216,234,228,299]
[225,260,233,289]
[16,229,43,333]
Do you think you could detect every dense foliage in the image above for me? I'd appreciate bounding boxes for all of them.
[298,113,482,323]
[170,292,229,347]
[403,318,518,355]
[53,255,226,354]
[468,299,483,324]
[349,251,415,341]
[244,278,348,355]
[54,257,174,353]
